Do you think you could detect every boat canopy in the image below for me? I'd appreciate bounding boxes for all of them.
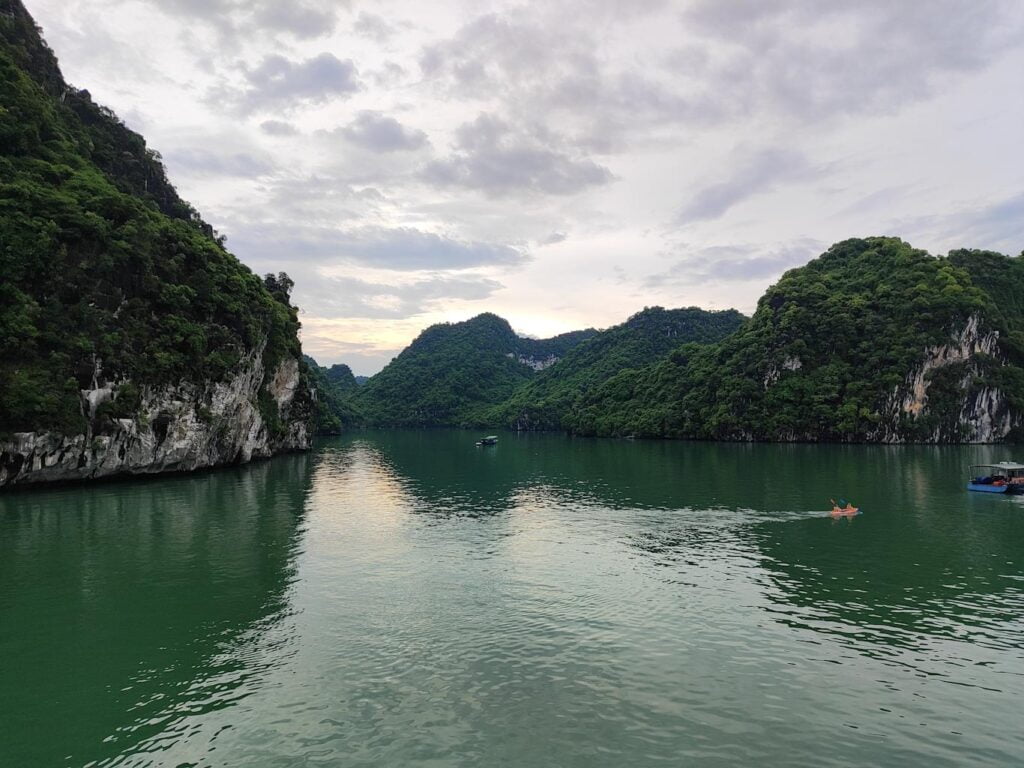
[970,462,1024,471]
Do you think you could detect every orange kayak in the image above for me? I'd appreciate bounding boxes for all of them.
[831,506,860,517]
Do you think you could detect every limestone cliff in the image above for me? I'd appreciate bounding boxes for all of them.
[0,343,314,488]
[0,0,317,488]
[872,314,1021,443]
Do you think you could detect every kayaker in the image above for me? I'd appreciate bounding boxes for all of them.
[830,498,858,515]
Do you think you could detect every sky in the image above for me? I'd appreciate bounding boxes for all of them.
[25,0,1024,375]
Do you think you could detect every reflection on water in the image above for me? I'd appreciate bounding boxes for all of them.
[0,455,312,767]
[3,432,1024,767]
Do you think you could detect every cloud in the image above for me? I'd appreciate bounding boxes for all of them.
[148,0,234,23]
[333,227,528,270]
[146,0,346,41]
[422,113,613,197]
[416,17,642,147]
[675,147,817,225]
[644,239,824,287]
[950,193,1024,253]
[416,1,1023,155]
[367,61,408,87]
[298,329,399,374]
[352,12,403,43]
[419,13,560,97]
[260,119,299,136]
[834,185,914,219]
[241,175,385,227]
[894,192,1024,256]
[252,2,339,40]
[539,232,567,246]
[299,272,504,319]
[680,0,1023,120]
[229,223,529,272]
[230,53,360,112]
[336,111,429,153]
[165,147,275,178]
[417,12,660,150]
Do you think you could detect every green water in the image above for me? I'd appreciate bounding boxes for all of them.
[2,431,1024,767]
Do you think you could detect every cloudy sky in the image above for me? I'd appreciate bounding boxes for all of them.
[27,0,1024,374]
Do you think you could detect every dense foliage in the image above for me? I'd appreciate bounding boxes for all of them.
[351,314,596,426]
[488,307,746,430]
[570,238,1024,441]
[0,1,304,435]
[324,363,360,393]
[302,357,363,434]
[306,240,1023,442]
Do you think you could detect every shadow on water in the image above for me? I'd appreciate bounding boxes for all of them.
[0,453,313,767]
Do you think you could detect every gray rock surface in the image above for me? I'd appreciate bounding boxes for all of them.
[872,313,1020,443]
[0,343,313,488]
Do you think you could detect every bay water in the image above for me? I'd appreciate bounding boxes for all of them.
[2,430,1023,766]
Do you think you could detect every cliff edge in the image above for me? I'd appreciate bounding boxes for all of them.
[0,1,314,487]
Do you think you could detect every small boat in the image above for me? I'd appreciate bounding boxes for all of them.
[829,498,859,516]
[830,504,860,517]
[967,462,1024,494]
[475,435,498,447]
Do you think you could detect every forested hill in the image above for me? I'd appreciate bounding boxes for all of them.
[351,314,597,426]
[0,1,314,485]
[324,363,360,392]
[489,307,746,430]
[303,357,362,435]
[570,238,1024,443]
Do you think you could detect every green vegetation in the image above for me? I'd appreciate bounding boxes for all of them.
[351,314,597,426]
[324,363,360,393]
[946,248,1024,421]
[342,239,1023,443]
[0,1,307,435]
[948,249,1024,350]
[341,307,742,432]
[489,307,745,430]
[570,238,1024,442]
[302,357,364,434]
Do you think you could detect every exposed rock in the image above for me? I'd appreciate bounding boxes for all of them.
[506,352,560,371]
[763,355,803,388]
[0,343,314,488]
[872,314,1020,443]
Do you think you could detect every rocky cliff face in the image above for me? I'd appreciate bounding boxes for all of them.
[505,352,560,371]
[0,343,314,488]
[872,314,1020,443]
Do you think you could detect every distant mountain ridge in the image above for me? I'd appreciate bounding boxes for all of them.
[349,313,598,426]
[317,238,1024,444]
[324,363,360,392]
[489,306,746,430]
[318,306,746,431]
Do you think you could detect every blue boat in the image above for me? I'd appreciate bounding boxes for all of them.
[967,462,1024,494]
[475,435,498,447]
